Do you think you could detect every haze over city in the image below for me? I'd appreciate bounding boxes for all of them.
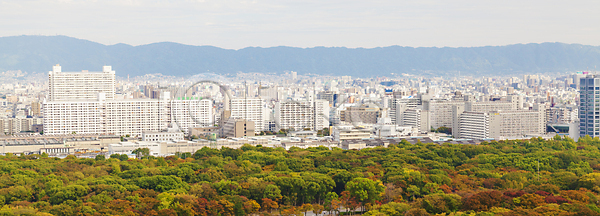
[1,0,599,49]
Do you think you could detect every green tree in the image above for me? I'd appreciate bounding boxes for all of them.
[346,177,385,212]
[132,148,150,159]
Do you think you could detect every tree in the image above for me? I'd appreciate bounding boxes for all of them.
[212,180,240,196]
[383,183,403,203]
[420,193,462,214]
[136,176,190,192]
[346,177,385,206]
[261,198,279,213]
[324,192,339,215]
[243,200,260,214]
[313,204,324,216]
[299,203,313,216]
[462,190,504,212]
[132,148,150,159]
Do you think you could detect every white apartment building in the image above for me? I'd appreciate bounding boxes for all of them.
[105,100,169,137]
[465,101,517,112]
[275,100,330,131]
[48,64,115,101]
[424,100,465,129]
[44,97,213,137]
[43,101,106,135]
[389,97,421,125]
[169,98,213,135]
[453,109,545,140]
[454,111,490,139]
[229,98,265,131]
[314,100,330,130]
[548,106,578,124]
[401,109,430,133]
[0,117,43,134]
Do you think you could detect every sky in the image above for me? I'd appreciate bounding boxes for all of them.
[0,0,598,49]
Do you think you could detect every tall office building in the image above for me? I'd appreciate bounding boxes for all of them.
[48,64,116,101]
[579,75,600,137]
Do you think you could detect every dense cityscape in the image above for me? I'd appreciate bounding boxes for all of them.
[0,64,585,155]
[1,64,599,215]
[2,0,600,215]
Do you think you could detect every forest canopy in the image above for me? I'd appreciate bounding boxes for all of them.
[0,135,599,215]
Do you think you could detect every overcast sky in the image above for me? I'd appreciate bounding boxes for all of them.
[0,0,598,49]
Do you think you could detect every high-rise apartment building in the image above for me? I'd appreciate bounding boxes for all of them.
[169,98,213,135]
[0,117,44,134]
[229,98,264,131]
[340,107,384,124]
[48,64,115,101]
[465,101,517,113]
[401,109,430,133]
[43,100,107,135]
[105,99,170,136]
[30,101,41,116]
[423,100,465,129]
[317,91,339,106]
[579,75,600,137]
[453,109,545,139]
[389,97,421,125]
[44,66,215,137]
[275,100,329,131]
[44,96,212,137]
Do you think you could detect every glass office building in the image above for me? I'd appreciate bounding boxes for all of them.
[580,75,600,137]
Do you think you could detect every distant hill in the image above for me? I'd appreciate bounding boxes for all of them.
[1,35,599,77]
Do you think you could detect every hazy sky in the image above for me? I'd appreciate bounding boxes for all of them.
[1,0,598,49]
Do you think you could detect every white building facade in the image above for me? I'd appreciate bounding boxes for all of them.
[275,100,330,131]
[48,64,115,101]
[229,98,265,131]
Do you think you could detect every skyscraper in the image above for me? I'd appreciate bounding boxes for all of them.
[579,75,600,138]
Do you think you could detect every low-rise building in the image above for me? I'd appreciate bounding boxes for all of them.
[142,130,185,142]
[108,141,164,157]
[333,127,371,141]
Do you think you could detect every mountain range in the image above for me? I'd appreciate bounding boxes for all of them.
[1,35,599,77]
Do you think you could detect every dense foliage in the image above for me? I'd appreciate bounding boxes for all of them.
[1,135,600,215]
